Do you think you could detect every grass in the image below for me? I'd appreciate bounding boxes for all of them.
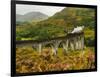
[16,47,95,73]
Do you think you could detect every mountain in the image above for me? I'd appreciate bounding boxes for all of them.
[37,7,95,30]
[16,12,48,22]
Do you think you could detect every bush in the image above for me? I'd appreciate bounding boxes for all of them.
[85,37,95,47]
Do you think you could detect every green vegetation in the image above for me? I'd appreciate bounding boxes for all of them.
[16,23,66,40]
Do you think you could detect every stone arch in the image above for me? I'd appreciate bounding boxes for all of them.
[31,32,84,55]
[50,40,62,55]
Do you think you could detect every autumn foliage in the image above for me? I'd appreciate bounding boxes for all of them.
[16,47,95,73]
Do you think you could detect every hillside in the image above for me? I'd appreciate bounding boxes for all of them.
[16,7,95,46]
[38,7,95,30]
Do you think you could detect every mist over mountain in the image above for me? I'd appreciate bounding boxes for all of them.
[16,12,48,22]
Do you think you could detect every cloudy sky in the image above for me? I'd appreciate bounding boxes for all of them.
[16,4,65,16]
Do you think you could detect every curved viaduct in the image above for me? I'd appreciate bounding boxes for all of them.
[16,32,84,55]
